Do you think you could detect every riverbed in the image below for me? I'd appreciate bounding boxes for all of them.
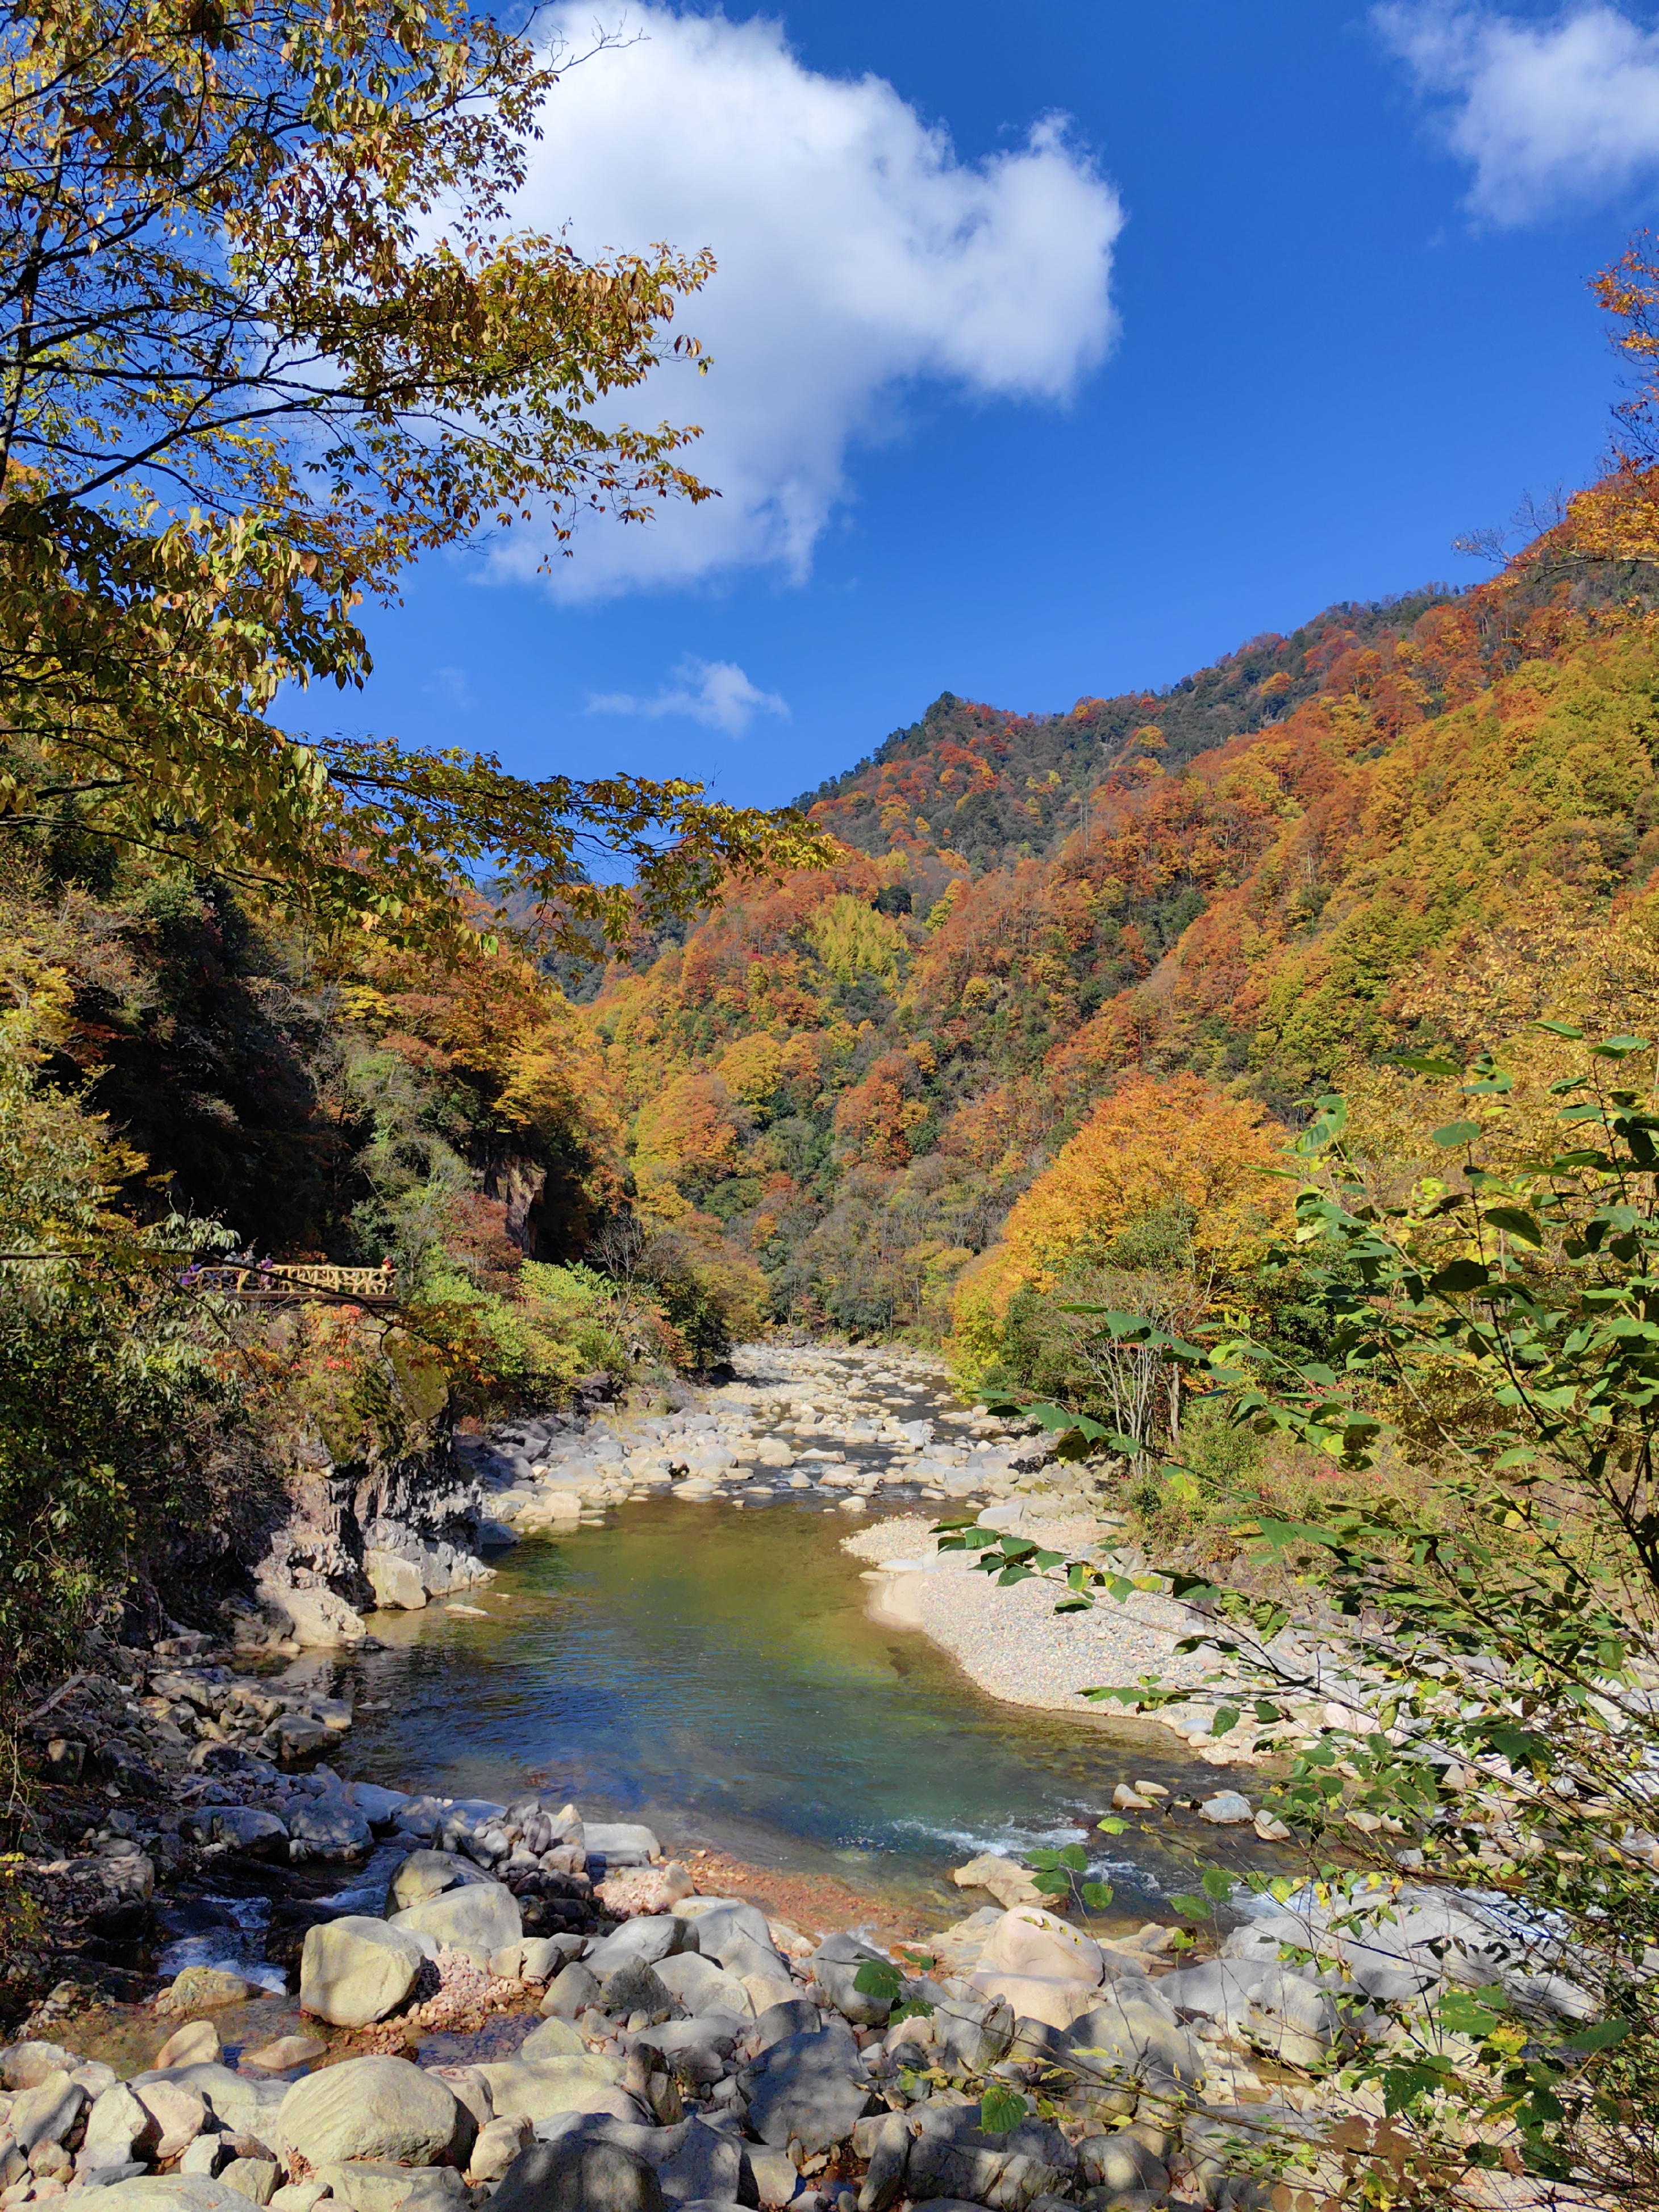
[324,1493,1285,1932]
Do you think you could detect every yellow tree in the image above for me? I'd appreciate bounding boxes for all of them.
[0,0,827,944]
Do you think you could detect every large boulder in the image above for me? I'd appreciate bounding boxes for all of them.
[82,2082,155,2170]
[276,2057,472,2169]
[212,1809,289,1857]
[968,1907,1104,2032]
[1056,1986,1204,2090]
[131,2066,287,2143]
[587,1918,687,1977]
[740,2030,873,2155]
[311,2165,466,2212]
[390,1850,490,1912]
[856,2096,1077,2212]
[493,2136,664,2212]
[581,1823,661,1868]
[654,1953,753,2019]
[475,2057,640,2128]
[365,1551,429,1611]
[389,1879,520,1965]
[10,2070,86,2152]
[300,1916,424,2027]
[811,1933,890,2027]
[288,1801,374,1861]
[74,2181,252,2212]
[528,2114,755,2210]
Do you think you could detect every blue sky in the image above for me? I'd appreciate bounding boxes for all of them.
[325,2,1659,810]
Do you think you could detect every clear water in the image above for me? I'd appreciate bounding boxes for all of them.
[333,1499,1280,1924]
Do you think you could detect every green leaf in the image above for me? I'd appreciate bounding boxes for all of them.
[1168,1893,1212,1920]
[1562,2017,1629,2051]
[1058,1843,1088,1871]
[1534,1019,1585,1038]
[1095,1816,1127,1834]
[1431,1121,1482,1148]
[1031,1871,1071,1897]
[1390,1052,1462,1076]
[1591,1036,1654,1059]
[852,1959,903,2002]
[1212,1706,1241,1736]
[979,2086,1028,2136]
[1080,1881,1115,1910]
[1482,1205,1544,1248]
[1428,1259,1491,1295]
[1201,1867,1234,1901]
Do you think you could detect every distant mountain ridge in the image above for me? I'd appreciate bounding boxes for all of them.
[794,585,1465,873]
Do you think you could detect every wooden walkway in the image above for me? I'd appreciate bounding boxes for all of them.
[187,1260,399,1308]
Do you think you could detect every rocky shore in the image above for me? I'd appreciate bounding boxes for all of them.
[0,1342,1593,2211]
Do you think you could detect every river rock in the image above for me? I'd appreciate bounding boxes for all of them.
[1077,2130,1170,2196]
[949,1855,1044,1911]
[541,1962,602,2019]
[598,1959,681,2023]
[653,1953,752,2019]
[12,2071,87,2152]
[968,1906,1104,2032]
[300,1915,424,2025]
[587,1916,687,1976]
[1241,1965,1341,2068]
[219,2160,280,2206]
[289,1800,374,1860]
[474,2058,640,2128]
[810,1933,891,2027]
[1198,1790,1253,1825]
[740,2030,873,2154]
[311,2165,466,2212]
[631,2021,739,2090]
[154,2021,221,2069]
[157,1967,261,2013]
[276,2057,472,2169]
[132,2081,206,2160]
[493,2136,664,2212]
[389,1877,520,1963]
[390,1849,486,1910]
[468,2116,534,2185]
[82,2083,155,2170]
[1,2040,76,2089]
[1056,1986,1204,2091]
[582,1823,661,1868]
[264,1587,368,1649]
[531,2113,755,2210]
[595,1865,695,1919]
[75,2180,253,2212]
[212,1809,289,1857]
[518,2018,587,2063]
[240,2038,326,2074]
[365,1551,429,1611]
[856,2096,1076,2212]
[132,2065,287,2142]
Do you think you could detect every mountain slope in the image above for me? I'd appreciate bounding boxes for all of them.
[586,563,1659,1336]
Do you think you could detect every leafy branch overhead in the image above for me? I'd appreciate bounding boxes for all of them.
[0,0,829,942]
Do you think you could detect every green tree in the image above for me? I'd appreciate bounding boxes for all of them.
[967,1034,1659,2204]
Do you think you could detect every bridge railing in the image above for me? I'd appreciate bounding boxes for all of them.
[184,1260,399,1306]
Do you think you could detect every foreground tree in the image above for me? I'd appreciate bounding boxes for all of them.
[966,1036,1659,2204]
[0,0,826,942]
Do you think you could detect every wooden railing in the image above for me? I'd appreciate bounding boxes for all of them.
[186,1260,398,1307]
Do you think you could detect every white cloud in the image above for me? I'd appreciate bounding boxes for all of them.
[424,664,474,710]
[1377,2,1659,223]
[587,657,790,735]
[491,4,1122,597]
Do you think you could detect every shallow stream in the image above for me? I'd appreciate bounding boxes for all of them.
[331,1497,1279,1931]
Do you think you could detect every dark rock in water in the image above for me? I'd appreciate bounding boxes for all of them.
[740,2030,874,2155]
[493,2136,665,2212]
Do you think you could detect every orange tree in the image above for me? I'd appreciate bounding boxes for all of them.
[0,0,827,945]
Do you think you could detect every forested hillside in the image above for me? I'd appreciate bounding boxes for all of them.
[583,549,1659,1338]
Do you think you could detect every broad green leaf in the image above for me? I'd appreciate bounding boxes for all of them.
[1169,1893,1211,1920]
[1058,1843,1088,1871]
[1431,1121,1482,1148]
[1482,1205,1544,1248]
[852,1959,903,2002]
[1080,1881,1115,1910]
[979,2086,1028,2135]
